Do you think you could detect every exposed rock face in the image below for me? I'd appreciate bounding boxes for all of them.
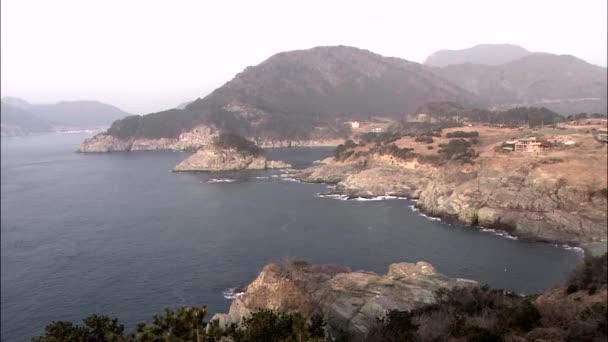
[294,154,607,244]
[78,123,341,153]
[210,261,476,339]
[173,146,291,172]
[77,133,134,152]
[78,125,218,152]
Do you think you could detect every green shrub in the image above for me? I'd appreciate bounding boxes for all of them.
[438,139,478,162]
[446,130,479,138]
[368,310,418,342]
[566,253,607,294]
[107,115,142,139]
[214,133,264,156]
[415,135,434,143]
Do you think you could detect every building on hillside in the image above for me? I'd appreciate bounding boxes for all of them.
[406,113,437,123]
[515,137,547,152]
[597,128,608,143]
[503,137,548,152]
[345,121,360,129]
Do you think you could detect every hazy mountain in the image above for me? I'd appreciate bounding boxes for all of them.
[424,44,532,67]
[175,101,193,109]
[28,100,130,128]
[107,46,480,140]
[1,96,34,110]
[1,97,131,136]
[99,45,608,142]
[1,103,51,136]
[431,53,608,115]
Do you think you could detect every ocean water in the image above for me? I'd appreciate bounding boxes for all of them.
[1,133,582,341]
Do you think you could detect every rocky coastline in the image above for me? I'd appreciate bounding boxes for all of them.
[77,125,340,153]
[292,154,608,248]
[173,145,291,172]
[210,259,477,339]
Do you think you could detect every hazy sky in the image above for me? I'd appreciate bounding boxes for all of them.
[2,0,607,114]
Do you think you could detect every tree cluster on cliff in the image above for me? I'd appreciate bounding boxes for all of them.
[213,133,264,157]
[411,104,563,128]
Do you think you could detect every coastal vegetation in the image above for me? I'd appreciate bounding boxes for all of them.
[33,254,607,341]
[213,133,264,157]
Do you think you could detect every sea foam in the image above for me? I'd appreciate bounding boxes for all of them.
[222,288,245,299]
[208,178,236,183]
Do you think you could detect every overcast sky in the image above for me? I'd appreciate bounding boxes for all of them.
[2,0,606,114]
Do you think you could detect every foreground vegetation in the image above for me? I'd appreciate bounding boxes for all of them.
[34,254,606,341]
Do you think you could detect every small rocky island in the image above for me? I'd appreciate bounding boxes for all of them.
[174,133,291,172]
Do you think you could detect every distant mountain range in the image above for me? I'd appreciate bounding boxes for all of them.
[101,44,606,143]
[424,44,533,67]
[430,52,607,115]
[1,97,131,136]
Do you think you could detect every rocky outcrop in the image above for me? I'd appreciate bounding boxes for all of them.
[294,154,607,244]
[173,146,291,172]
[77,133,134,152]
[210,260,476,339]
[78,124,341,153]
[78,125,218,152]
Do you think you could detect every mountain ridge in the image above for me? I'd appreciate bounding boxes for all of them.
[82,44,606,148]
[0,97,131,136]
[424,43,532,67]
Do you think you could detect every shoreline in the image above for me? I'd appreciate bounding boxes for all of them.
[301,179,593,255]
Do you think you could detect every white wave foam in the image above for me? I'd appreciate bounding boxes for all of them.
[316,193,349,200]
[418,213,441,221]
[479,227,518,240]
[58,129,96,134]
[316,193,406,201]
[350,195,406,201]
[554,244,585,254]
[407,204,443,221]
[208,179,235,183]
[222,288,244,299]
[255,176,270,180]
[280,177,301,183]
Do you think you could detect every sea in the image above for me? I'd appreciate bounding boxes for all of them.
[0,132,582,341]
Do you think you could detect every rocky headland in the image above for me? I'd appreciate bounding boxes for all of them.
[77,125,219,152]
[78,124,341,153]
[293,128,608,246]
[210,259,477,339]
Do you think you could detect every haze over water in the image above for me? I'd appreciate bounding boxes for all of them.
[1,133,581,341]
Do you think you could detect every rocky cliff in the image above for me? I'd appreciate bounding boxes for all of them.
[174,145,291,172]
[210,260,477,339]
[78,123,341,153]
[78,125,218,152]
[294,150,607,245]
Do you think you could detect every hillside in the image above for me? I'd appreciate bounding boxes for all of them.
[294,119,608,245]
[101,46,480,141]
[424,44,532,67]
[0,97,131,136]
[0,103,52,136]
[85,45,607,149]
[431,53,608,115]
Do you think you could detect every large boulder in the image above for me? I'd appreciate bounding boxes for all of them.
[211,260,477,339]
